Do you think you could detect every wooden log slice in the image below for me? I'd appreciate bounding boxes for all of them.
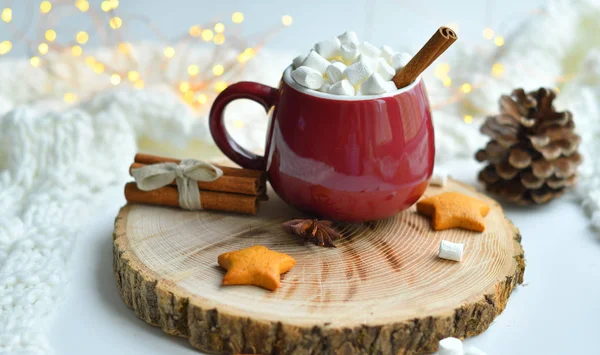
[113,178,524,354]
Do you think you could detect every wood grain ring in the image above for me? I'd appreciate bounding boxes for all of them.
[113,178,524,354]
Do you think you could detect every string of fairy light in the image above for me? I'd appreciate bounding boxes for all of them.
[434,18,575,125]
[0,1,574,126]
[0,0,293,108]
[432,23,508,124]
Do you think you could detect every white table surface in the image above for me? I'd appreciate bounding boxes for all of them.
[49,158,600,355]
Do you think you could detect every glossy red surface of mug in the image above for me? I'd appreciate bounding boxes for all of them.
[209,66,435,222]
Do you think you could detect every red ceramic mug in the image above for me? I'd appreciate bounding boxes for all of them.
[209,65,435,222]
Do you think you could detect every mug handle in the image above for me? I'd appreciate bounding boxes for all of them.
[209,82,278,171]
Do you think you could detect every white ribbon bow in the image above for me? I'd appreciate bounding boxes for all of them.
[131,159,223,210]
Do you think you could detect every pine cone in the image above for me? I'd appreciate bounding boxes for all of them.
[475,88,582,205]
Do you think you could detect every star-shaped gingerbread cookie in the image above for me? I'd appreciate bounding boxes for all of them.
[217,245,296,291]
[416,192,490,232]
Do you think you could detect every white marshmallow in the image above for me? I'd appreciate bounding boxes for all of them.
[359,41,382,58]
[315,37,341,60]
[353,53,378,71]
[376,57,396,81]
[438,337,463,355]
[430,168,449,187]
[292,53,308,69]
[291,66,324,90]
[338,30,359,45]
[439,240,463,262]
[344,61,373,86]
[381,45,396,63]
[329,79,355,96]
[325,62,346,84]
[301,50,331,74]
[360,72,388,95]
[383,81,397,93]
[465,346,487,355]
[340,42,359,64]
[391,52,412,70]
[319,82,331,93]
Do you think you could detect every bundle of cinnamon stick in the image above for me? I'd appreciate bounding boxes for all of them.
[125,153,267,215]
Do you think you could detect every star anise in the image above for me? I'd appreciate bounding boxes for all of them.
[281,219,342,248]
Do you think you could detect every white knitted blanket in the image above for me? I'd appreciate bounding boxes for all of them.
[0,50,291,354]
[0,0,599,353]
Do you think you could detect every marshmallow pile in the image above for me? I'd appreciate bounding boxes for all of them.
[291,31,411,96]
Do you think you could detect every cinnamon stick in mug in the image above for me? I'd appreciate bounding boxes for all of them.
[429,27,458,66]
[134,153,266,182]
[129,162,264,196]
[392,26,457,89]
[124,183,259,215]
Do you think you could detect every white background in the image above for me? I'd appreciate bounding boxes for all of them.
[25,0,598,354]
[1,0,548,60]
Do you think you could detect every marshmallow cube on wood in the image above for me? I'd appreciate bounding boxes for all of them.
[329,79,355,96]
[344,61,373,86]
[338,30,359,46]
[438,337,463,355]
[465,346,487,355]
[391,52,412,70]
[326,62,347,84]
[359,41,382,58]
[315,37,341,60]
[360,73,388,95]
[430,168,449,187]
[291,66,324,90]
[376,57,396,81]
[292,54,308,69]
[439,240,464,262]
[301,50,331,75]
[340,42,359,64]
